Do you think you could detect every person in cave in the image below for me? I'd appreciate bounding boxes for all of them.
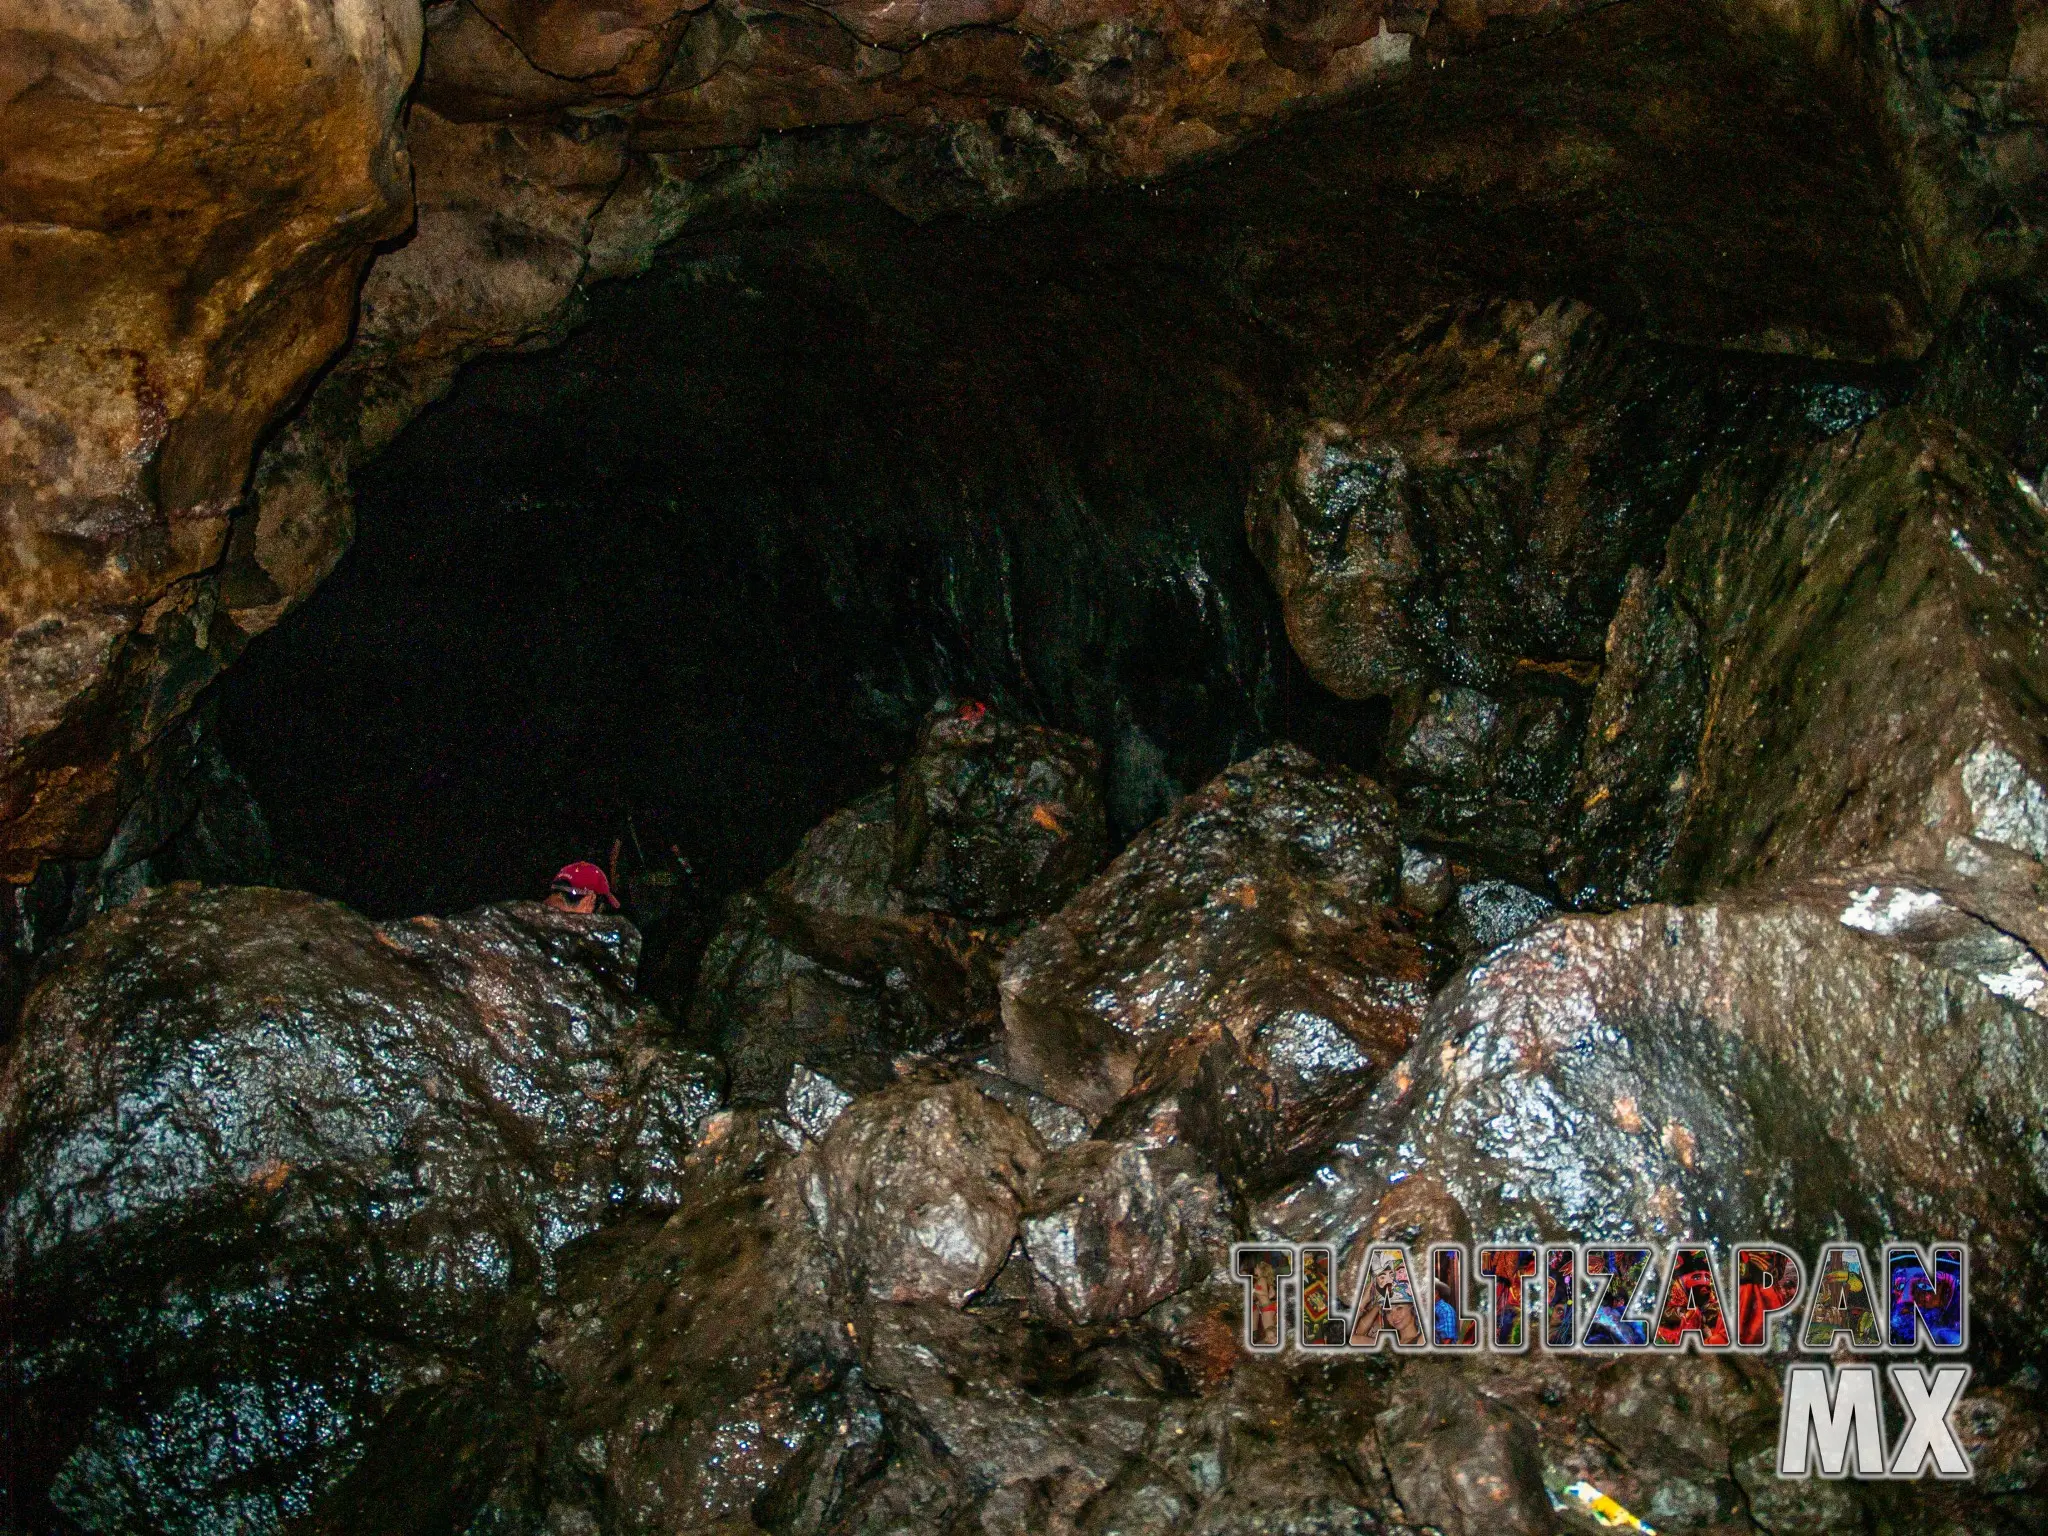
[545,861,620,914]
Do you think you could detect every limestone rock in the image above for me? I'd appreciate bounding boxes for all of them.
[1,885,720,1531]
[801,1079,1044,1306]
[1000,743,1417,1131]
[0,0,420,874]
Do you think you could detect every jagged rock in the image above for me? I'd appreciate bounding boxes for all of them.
[802,1080,1044,1306]
[1398,844,1453,915]
[699,710,1100,1109]
[785,1063,857,1140]
[691,787,1005,1104]
[1914,285,2048,481]
[1001,744,1419,1131]
[893,703,1108,922]
[1246,298,1895,869]
[1566,402,2048,931]
[691,886,903,1104]
[1375,1375,1556,1536]
[1443,1352,1779,1536]
[1,885,720,1532]
[964,1061,1095,1150]
[1093,898,1434,1195]
[853,1301,1162,1526]
[1390,681,1586,877]
[1021,1139,1229,1324]
[1246,300,1630,704]
[1261,885,2048,1355]
[511,1115,859,1535]
[1449,878,1555,957]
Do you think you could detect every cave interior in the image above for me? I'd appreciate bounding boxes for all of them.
[13,0,2048,1531]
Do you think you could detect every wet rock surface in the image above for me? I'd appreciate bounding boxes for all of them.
[1000,744,1421,1135]
[1,885,719,1530]
[25,14,2048,1527]
[15,727,2048,1530]
[1247,297,1904,875]
[893,705,1108,923]
[1571,409,2048,917]
[804,1079,1043,1306]
[694,708,1101,1108]
[1021,1138,1230,1324]
[1262,884,2048,1356]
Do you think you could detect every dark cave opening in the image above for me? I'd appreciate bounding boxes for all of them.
[213,0,1923,935]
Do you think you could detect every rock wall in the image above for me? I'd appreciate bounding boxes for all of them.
[0,0,420,876]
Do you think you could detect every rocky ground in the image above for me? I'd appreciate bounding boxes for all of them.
[14,286,2048,1527]
[16,4,2048,1531]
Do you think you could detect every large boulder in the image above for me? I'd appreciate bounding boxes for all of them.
[695,711,1103,1109]
[690,787,1002,1103]
[1020,1138,1230,1325]
[893,703,1108,923]
[1566,397,2048,932]
[1000,744,1425,1167]
[305,1108,870,1535]
[801,1078,1045,1306]
[0,885,720,1532]
[1261,881,2048,1356]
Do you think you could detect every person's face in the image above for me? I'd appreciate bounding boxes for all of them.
[547,887,600,914]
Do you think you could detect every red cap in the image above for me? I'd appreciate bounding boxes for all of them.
[552,861,619,908]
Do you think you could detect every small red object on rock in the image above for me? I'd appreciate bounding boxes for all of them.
[957,700,988,724]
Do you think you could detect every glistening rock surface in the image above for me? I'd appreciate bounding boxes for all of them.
[1000,743,1422,1136]
[803,1078,1044,1305]
[1262,884,2048,1357]
[0,885,718,1531]
[1246,296,1904,874]
[1567,384,2048,928]
[693,707,1098,1106]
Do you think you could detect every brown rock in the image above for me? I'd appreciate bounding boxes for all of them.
[1261,884,2048,1355]
[1246,297,1886,870]
[801,1079,1044,1305]
[1,884,720,1529]
[1000,743,1415,1127]
[692,772,1028,1107]
[1570,401,2048,947]
[1021,1139,1229,1323]
[893,703,1108,923]
[309,1109,876,1535]
[0,0,419,873]
[1375,1374,1557,1536]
